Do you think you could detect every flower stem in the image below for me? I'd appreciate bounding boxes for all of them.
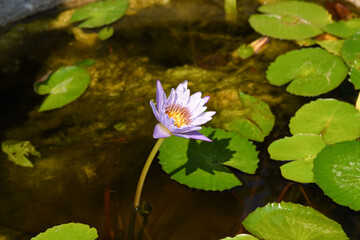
[133,138,165,209]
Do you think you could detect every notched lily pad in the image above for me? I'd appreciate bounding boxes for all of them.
[34,66,91,112]
[223,91,275,142]
[70,0,128,28]
[267,48,348,96]
[289,99,360,144]
[242,202,348,240]
[32,222,98,240]
[158,127,259,191]
[249,1,332,40]
[268,134,326,183]
[1,140,41,167]
[313,140,360,211]
[323,18,360,38]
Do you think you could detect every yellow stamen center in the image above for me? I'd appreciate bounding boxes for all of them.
[165,104,192,127]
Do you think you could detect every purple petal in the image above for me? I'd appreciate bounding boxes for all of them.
[191,111,216,126]
[174,131,212,142]
[150,101,160,121]
[153,123,172,139]
[156,80,165,107]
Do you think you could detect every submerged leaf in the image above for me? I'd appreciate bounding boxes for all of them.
[1,140,41,167]
[99,26,114,40]
[158,127,259,191]
[268,134,326,183]
[70,0,128,28]
[224,92,275,142]
[289,99,360,144]
[35,66,91,111]
[243,202,348,240]
[314,140,360,211]
[249,1,332,40]
[32,222,98,240]
[237,44,254,59]
[266,48,348,96]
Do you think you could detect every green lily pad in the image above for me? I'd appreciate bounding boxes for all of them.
[34,66,91,112]
[323,18,360,38]
[249,1,332,40]
[237,44,254,59]
[223,92,275,142]
[316,39,344,55]
[313,140,360,211]
[99,26,114,40]
[341,32,360,68]
[243,202,348,240]
[266,48,348,96]
[349,68,360,90]
[268,134,326,183]
[1,140,41,167]
[158,127,259,191]
[70,0,128,28]
[32,222,98,240]
[221,234,259,240]
[289,99,360,144]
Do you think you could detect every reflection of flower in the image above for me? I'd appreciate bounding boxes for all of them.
[150,80,215,142]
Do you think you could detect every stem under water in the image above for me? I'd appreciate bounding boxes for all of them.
[133,138,165,209]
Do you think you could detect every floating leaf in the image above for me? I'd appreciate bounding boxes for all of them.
[314,141,360,211]
[70,0,128,28]
[34,66,91,112]
[221,234,259,240]
[323,18,360,38]
[237,44,254,59]
[1,140,41,167]
[249,1,332,40]
[316,39,344,55]
[266,48,348,96]
[158,127,259,191]
[32,222,98,240]
[99,26,114,40]
[341,32,360,68]
[268,134,326,183]
[224,91,275,142]
[349,68,360,90]
[243,202,348,240]
[289,99,360,144]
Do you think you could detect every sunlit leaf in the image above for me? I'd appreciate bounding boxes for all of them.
[34,66,91,112]
[32,223,98,240]
[158,127,259,191]
[99,26,114,40]
[1,140,40,167]
[266,48,348,96]
[316,39,344,55]
[221,234,259,240]
[349,68,360,90]
[289,99,360,144]
[341,32,360,68]
[70,0,128,28]
[224,92,275,142]
[314,140,360,211]
[323,18,360,38]
[249,1,332,40]
[243,202,348,240]
[268,134,326,183]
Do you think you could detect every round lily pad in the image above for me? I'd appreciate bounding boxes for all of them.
[341,32,360,68]
[323,18,360,38]
[221,234,259,240]
[158,127,259,191]
[224,91,275,142]
[266,48,348,96]
[70,0,128,28]
[313,140,360,211]
[32,222,98,240]
[99,26,114,40]
[242,202,348,240]
[349,67,360,90]
[289,99,360,144]
[268,134,326,183]
[249,1,332,40]
[34,66,91,112]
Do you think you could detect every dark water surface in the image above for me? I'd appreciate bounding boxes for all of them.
[0,0,359,239]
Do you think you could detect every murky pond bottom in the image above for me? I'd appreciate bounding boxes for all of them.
[0,1,359,239]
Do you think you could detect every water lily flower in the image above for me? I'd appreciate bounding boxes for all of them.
[150,80,215,142]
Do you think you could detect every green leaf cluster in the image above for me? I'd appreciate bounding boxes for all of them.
[1,140,41,167]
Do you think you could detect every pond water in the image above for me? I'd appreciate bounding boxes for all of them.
[0,0,359,239]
